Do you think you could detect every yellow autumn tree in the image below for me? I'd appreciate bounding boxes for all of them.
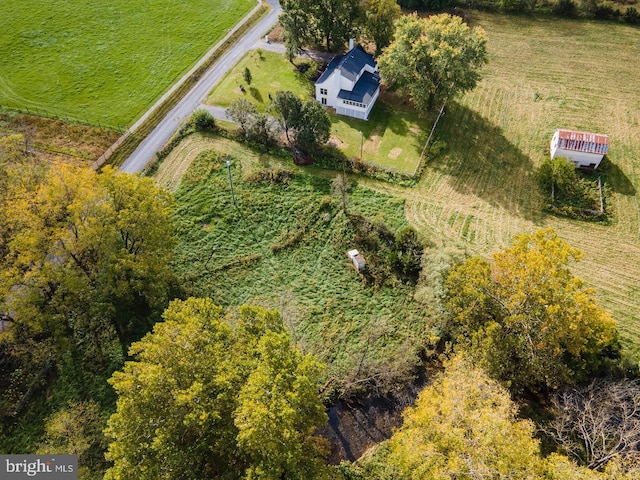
[105,299,329,480]
[0,162,175,418]
[445,228,619,392]
[386,355,544,479]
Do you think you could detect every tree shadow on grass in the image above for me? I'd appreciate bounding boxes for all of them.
[300,172,331,194]
[427,102,543,223]
[598,157,636,196]
[249,87,264,104]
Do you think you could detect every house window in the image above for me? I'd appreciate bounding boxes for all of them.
[321,97,327,105]
[320,88,327,95]
[342,100,365,108]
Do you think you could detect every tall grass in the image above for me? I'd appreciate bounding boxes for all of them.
[172,147,427,397]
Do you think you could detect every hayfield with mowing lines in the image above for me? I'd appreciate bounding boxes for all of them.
[377,11,640,359]
[0,0,255,127]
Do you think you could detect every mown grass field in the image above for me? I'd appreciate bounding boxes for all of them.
[157,134,427,396]
[0,0,255,127]
[207,50,428,173]
[366,12,640,359]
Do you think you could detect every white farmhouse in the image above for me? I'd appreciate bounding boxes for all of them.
[550,128,609,170]
[315,42,380,121]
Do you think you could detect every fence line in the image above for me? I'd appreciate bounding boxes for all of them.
[412,100,447,178]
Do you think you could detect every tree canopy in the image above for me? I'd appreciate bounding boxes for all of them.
[378,13,488,112]
[0,162,176,419]
[363,0,401,56]
[445,228,620,392]
[105,298,328,480]
[269,91,331,152]
[387,355,544,479]
[546,379,640,471]
[280,0,362,52]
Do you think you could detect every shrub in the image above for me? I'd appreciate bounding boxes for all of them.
[243,67,252,85]
[191,109,217,132]
[390,226,424,283]
[624,6,640,23]
[246,166,294,185]
[578,0,597,16]
[553,0,578,16]
[593,2,619,19]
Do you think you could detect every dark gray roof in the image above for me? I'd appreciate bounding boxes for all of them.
[315,45,376,85]
[337,71,380,104]
[316,54,344,84]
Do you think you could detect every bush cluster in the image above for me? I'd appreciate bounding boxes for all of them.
[246,166,294,185]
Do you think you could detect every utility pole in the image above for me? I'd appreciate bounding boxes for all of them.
[225,155,237,208]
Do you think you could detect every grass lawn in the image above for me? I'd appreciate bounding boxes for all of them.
[385,11,640,360]
[157,134,426,397]
[0,0,255,127]
[207,50,428,174]
[207,50,316,110]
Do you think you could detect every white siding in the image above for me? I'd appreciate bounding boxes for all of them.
[552,148,605,168]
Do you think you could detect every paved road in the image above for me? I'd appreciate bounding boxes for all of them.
[199,43,335,121]
[120,0,282,173]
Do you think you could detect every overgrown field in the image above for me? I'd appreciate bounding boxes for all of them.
[0,0,255,127]
[206,50,428,173]
[0,113,119,162]
[380,12,640,359]
[159,135,427,397]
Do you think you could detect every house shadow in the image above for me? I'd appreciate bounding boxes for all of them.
[598,157,636,196]
[423,102,543,223]
[337,101,412,140]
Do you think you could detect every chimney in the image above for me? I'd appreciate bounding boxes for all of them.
[349,38,354,50]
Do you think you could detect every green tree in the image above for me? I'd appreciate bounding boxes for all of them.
[279,4,315,61]
[226,98,259,134]
[0,163,176,386]
[246,113,280,150]
[281,0,363,52]
[363,0,401,56]
[244,67,253,85]
[105,298,328,480]
[269,92,330,152]
[295,100,331,150]
[377,13,488,112]
[539,156,578,201]
[191,108,216,132]
[386,355,544,479]
[390,226,424,283]
[314,0,363,51]
[235,331,329,479]
[269,91,303,145]
[37,401,108,480]
[445,228,620,392]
